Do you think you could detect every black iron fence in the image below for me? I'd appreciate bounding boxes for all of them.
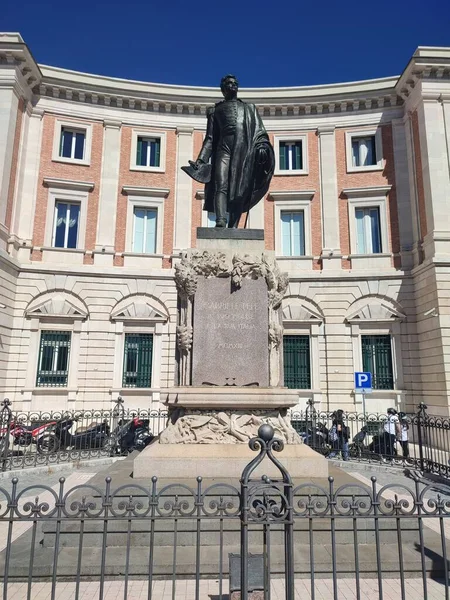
[291,401,450,477]
[0,424,449,600]
[0,397,168,471]
[1,397,450,478]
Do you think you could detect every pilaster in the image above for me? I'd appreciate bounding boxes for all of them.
[11,106,44,255]
[391,118,415,270]
[416,97,450,260]
[0,84,20,232]
[317,125,341,270]
[94,119,122,266]
[173,126,194,252]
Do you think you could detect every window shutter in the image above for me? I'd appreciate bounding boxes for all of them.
[291,212,304,256]
[369,208,381,253]
[133,208,145,253]
[145,209,157,253]
[281,212,292,256]
[355,208,366,254]
[351,140,359,167]
[74,132,85,160]
[279,143,286,170]
[153,139,161,167]
[136,138,143,166]
[294,142,302,170]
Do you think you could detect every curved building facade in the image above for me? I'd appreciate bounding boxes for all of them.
[1,33,450,414]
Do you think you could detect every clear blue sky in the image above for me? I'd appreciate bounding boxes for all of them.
[3,0,450,88]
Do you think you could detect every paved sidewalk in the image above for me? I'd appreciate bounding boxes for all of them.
[0,578,447,599]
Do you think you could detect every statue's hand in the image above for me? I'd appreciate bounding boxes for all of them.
[256,146,268,165]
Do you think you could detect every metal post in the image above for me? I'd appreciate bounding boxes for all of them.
[417,402,427,473]
[361,389,367,424]
[0,399,12,472]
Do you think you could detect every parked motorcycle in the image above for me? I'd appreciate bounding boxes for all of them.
[37,417,110,454]
[107,417,154,455]
[298,422,330,455]
[348,426,369,458]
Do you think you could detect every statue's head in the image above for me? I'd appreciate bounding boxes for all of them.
[220,74,238,99]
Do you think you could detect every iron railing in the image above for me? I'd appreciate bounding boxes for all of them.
[292,401,450,476]
[1,398,450,478]
[0,397,168,471]
[0,424,449,600]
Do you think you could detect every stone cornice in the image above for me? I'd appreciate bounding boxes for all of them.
[342,185,392,198]
[122,185,169,197]
[0,33,42,97]
[269,190,315,201]
[43,177,95,191]
[396,46,450,101]
[34,62,402,117]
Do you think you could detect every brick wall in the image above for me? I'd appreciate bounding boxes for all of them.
[114,126,176,268]
[336,124,399,268]
[191,131,204,245]
[31,115,103,262]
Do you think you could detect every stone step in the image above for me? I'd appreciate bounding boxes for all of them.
[41,518,425,548]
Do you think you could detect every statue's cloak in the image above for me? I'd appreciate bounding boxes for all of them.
[199,100,275,216]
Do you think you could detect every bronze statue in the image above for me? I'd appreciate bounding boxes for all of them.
[182,75,274,228]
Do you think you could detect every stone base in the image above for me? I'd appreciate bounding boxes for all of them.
[133,441,328,479]
[163,386,300,409]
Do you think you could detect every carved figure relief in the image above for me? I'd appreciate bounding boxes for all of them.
[159,409,301,445]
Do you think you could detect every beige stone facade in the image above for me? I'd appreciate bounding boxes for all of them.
[1,34,450,414]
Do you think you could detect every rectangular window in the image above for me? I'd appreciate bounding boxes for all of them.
[355,207,381,254]
[361,335,394,390]
[279,141,303,171]
[136,137,161,168]
[283,335,311,389]
[36,331,71,387]
[352,136,376,167]
[59,127,86,160]
[132,208,157,253]
[53,202,80,249]
[281,211,305,256]
[123,334,153,388]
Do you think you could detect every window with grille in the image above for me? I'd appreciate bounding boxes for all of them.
[53,202,80,249]
[281,211,305,256]
[361,335,394,389]
[59,127,86,160]
[123,334,153,388]
[355,207,382,254]
[283,335,311,389]
[36,331,71,387]
[136,137,161,168]
[132,208,157,253]
[279,141,303,171]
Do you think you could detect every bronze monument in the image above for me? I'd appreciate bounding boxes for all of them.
[182,74,274,228]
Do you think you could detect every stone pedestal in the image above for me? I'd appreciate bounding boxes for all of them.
[134,229,328,480]
[133,441,328,479]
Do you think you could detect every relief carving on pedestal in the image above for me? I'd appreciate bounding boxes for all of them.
[159,408,302,445]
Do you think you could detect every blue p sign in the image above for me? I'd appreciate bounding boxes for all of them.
[355,372,372,389]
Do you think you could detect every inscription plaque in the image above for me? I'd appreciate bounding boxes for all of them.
[192,277,269,387]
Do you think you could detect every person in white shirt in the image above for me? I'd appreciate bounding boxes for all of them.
[398,411,409,458]
[383,408,401,457]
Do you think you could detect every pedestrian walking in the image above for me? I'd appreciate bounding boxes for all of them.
[398,411,410,458]
[327,409,349,461]
[383,408,401,457]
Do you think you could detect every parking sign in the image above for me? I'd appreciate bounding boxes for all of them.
[354,372,372,391]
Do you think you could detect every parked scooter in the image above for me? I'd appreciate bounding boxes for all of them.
[37,417,110,454]
[107,417,154,455]
[299,422,330,454]
[348,426,368,458]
